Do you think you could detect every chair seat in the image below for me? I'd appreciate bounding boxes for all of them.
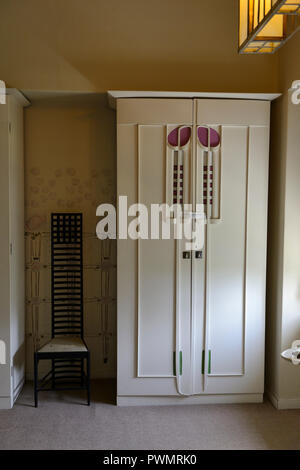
[38,337,87,354]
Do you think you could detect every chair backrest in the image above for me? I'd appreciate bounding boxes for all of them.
[51,213,84,338]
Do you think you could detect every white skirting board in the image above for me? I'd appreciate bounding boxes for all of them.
[117,394,264,407]
[0,378,25,409]
[0,397,12,409]
[13,377,25,404]
[266,389,300,410]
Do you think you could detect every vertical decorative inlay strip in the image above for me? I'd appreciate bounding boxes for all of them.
[179,351,183,376]
[242,126,250,376]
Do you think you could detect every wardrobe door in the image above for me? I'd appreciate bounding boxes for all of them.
[117,99,194,397]
[8,96,25,402]
[194,99,270,394]
[0,102,11,404]
[0,94,27,408]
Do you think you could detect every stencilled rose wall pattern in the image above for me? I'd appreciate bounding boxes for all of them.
[24,95,117,379]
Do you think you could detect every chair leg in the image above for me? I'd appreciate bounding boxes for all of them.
[87,352,91,406]
[34,353,38,408]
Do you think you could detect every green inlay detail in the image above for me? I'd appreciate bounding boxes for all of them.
[179,351,183,376]
[208,350,212,375]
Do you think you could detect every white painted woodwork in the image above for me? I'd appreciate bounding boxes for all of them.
[117,97,270,404]
[195,100,270,395]
[196,99,271,126]
[108,91,281,109]
[118,394,264,406]
[0,90,29,409]
[117,98,193,125]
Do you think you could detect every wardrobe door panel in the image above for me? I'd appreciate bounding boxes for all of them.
[0,94,27,407]
[0,104,11,401]
[8,97,25,399]
[117,98,193,125]
[196,99,270,127]
[138,125,176,377]
[208,126,248,377]
[195,99,270,394]
[117,99,193,396]
[243,126,269,394]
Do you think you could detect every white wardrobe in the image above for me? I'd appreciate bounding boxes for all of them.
[0,90,29,409]
[115,94,273,406]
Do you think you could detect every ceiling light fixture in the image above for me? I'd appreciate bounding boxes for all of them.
[239,0,300,54]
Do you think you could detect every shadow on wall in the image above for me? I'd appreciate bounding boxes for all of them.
[13,342,26,398]
[24,92,116,229]
[0,0,278,93]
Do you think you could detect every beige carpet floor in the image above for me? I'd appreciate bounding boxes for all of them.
[0,380,300,450]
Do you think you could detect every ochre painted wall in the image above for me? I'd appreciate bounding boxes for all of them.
[278,32,300,92]
[24,96,117,379]
[0,0,278,93]
[266,29,300,408]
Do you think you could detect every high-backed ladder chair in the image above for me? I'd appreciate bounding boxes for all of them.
[34,213,90,407]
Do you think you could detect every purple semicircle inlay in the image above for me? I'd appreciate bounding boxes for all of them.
[168,127,191,147]
[198,127,220,148]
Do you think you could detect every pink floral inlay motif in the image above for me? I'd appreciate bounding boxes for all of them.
[198,127,220,148]
[168,127,191,148]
